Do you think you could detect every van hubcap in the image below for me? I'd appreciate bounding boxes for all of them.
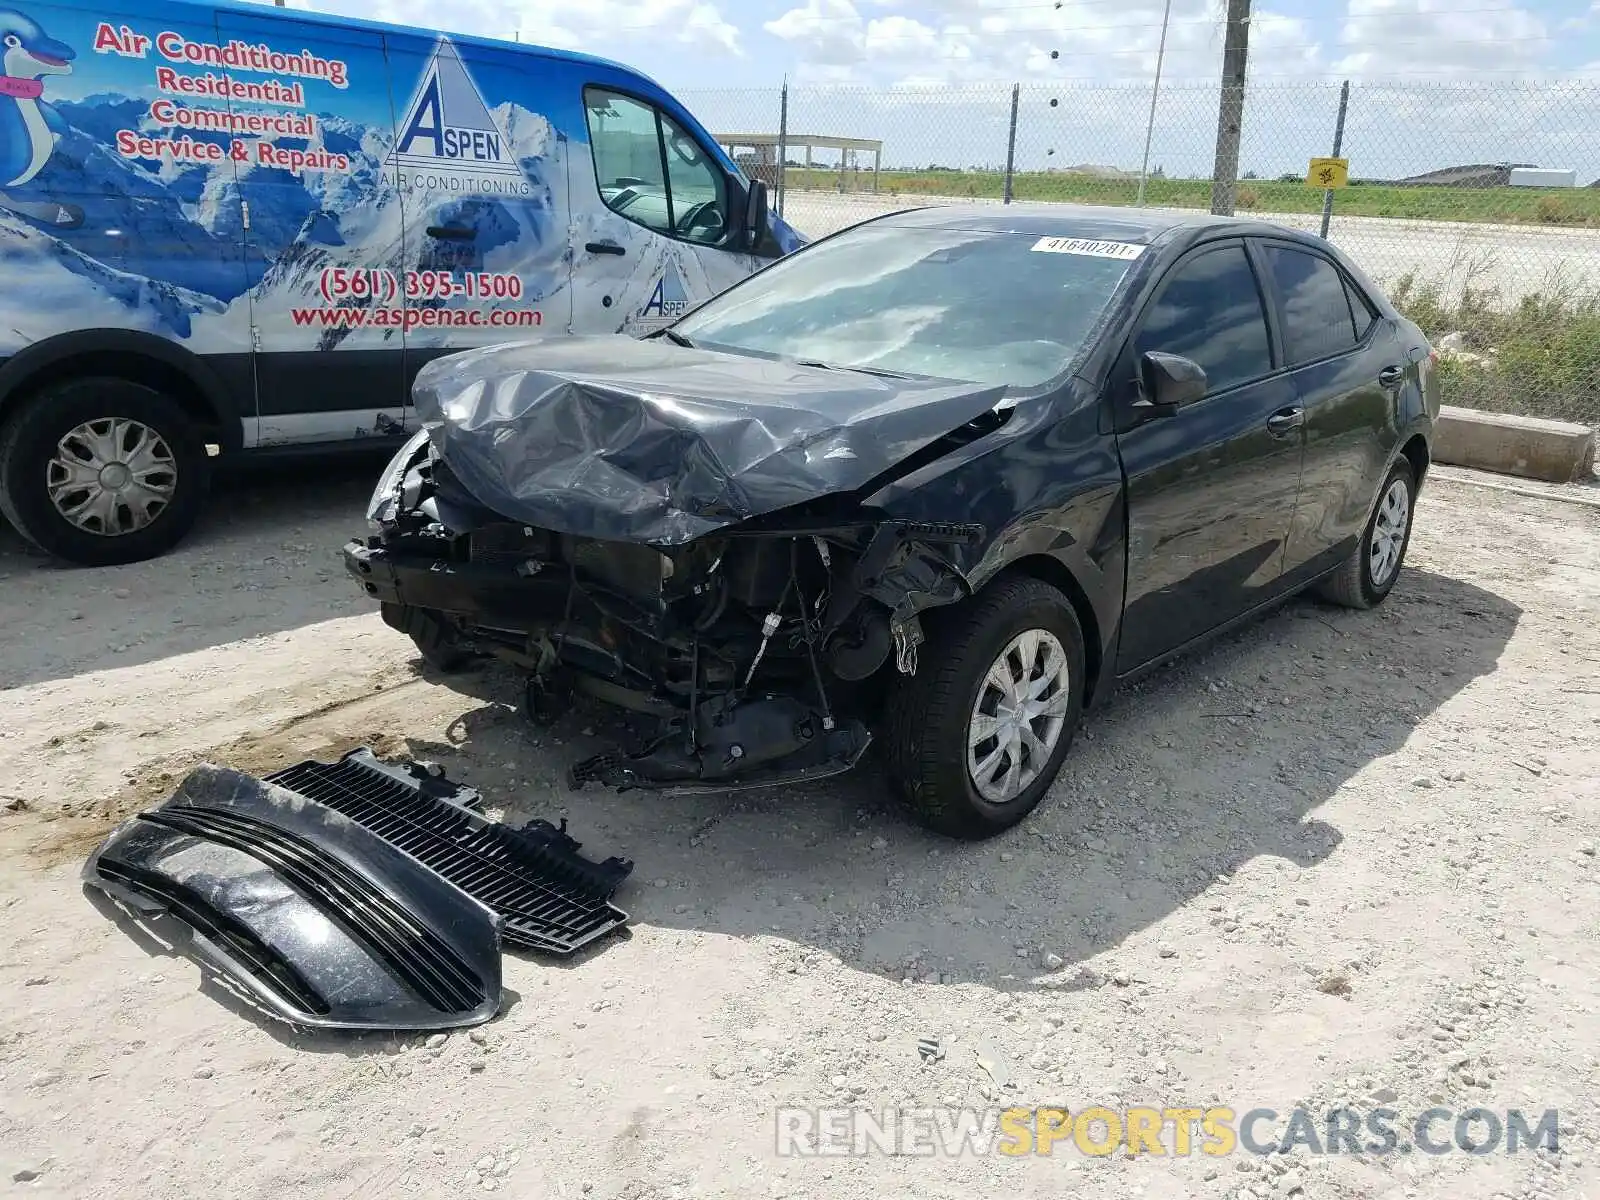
[1369,478,1410,587]
[48,418,178,537]
[967,629,1072,805]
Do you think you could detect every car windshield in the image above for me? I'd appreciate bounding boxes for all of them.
[671,224,1141,388]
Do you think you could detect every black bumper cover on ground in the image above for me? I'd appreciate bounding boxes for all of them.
[83,764,506,1032]
[84,750,634,1031]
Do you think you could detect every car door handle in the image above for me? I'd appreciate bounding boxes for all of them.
[1266,407,1304,438]
[586,240,626,256]
[1377,365,1405,388]
[425,225,475,240]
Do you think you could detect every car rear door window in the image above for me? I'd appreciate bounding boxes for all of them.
[1264,244,1361,366]
[1135,244,1273,394]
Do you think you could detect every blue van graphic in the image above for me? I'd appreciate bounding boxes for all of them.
[641,263,690,320]
[388,38,527,195]
[0,8,72,187]
[0,0,807,567]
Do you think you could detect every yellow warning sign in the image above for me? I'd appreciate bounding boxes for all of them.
[1307,157,1349,188]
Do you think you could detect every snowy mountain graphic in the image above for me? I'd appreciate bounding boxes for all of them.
[388,38,528,192]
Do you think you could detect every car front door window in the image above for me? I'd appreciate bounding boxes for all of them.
[1134,244,1273,395]
[583,88,726,246]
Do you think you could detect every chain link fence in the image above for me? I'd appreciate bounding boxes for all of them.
[684,80,1600,430]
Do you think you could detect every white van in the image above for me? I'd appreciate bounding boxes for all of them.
[0,0,803,565]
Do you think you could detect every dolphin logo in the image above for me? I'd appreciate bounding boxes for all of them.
[0,8,72,188]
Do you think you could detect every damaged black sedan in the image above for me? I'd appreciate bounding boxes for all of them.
[344,204,1439,838]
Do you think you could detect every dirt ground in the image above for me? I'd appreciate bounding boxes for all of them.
[1,459,1597,1200]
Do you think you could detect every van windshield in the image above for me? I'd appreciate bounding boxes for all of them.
[671,225,1140,388]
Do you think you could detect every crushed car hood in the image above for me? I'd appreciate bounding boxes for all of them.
[411,335,1007,545]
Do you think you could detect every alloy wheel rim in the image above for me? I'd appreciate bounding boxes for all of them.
[967,628,1072,805]
[1369,477,1410,587]
[48,418,178,537]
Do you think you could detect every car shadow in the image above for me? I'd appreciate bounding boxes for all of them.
[0,449,395,691]
[59,565,1520,1042]
[367,565,1520,991]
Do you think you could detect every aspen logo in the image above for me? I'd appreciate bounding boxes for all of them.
[386,38,531,196]
[639,263,691,322]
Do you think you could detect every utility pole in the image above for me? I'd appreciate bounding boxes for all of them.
[1209,0,1250,215]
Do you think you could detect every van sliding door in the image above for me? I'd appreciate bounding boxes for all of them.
[211,7,409,447]
[381,32,574,389]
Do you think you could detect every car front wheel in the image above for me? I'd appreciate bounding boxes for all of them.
[884,574,1085,839]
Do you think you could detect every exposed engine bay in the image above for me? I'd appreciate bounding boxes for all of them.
[347,440,986,792]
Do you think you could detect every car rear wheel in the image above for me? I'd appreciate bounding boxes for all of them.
[884,574,1085,839]
[0,379,210,567]
[1314,458,1415,610]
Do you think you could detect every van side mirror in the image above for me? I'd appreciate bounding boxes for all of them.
[743,178,769,251]
[1137,351,1207,413]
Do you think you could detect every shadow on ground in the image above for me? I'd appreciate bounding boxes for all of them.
[0,450,395,690]
[74,564,1521,1033]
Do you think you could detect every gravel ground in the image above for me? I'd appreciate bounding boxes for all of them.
[1,461,1597,1200]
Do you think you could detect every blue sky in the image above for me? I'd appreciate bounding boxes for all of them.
[274,0,1600,181]
[286,0,1599,86]
[51,0,1599,181]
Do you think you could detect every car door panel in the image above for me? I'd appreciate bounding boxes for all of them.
[1257,241,1405,587]
[1114,240,1304,673]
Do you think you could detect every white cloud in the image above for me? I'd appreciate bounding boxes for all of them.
[1335,0,1547,77]
[762,0,1326,87]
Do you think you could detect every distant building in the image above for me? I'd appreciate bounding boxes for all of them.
[1394,163,1537,187]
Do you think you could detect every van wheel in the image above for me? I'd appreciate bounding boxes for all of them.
[883,575,1085,840]
[0,379,209,567]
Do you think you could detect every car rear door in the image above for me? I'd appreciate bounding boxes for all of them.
[1253,238,1414,588]
[1113,239,1306,673]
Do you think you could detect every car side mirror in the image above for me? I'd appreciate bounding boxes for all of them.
[1138,351,1207,413]
[743,178,769,251]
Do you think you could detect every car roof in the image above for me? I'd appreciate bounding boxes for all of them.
[873,202,1326,250]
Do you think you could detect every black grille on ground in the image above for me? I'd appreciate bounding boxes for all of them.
[92,859,330,1018]
[139,807,488,1014]
[264,750,632,955]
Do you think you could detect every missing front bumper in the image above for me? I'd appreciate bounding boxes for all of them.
[567,694,873,795]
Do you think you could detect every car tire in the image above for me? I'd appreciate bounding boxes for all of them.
[381,602,474,673]
[1313,458,1416,610]
[0,378,210,567]
[883,574,1085,840]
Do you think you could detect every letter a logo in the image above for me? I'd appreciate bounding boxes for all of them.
[388,37,526,193]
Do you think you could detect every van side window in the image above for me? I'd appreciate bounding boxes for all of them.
[584,87,728,246]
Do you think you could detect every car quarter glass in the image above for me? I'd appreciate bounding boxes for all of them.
[1263,243,1362,365]
[671,227,1139,388]
[1133,244,1273,393]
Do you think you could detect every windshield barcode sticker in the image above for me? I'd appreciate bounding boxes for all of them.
[1030,237,1145,260]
